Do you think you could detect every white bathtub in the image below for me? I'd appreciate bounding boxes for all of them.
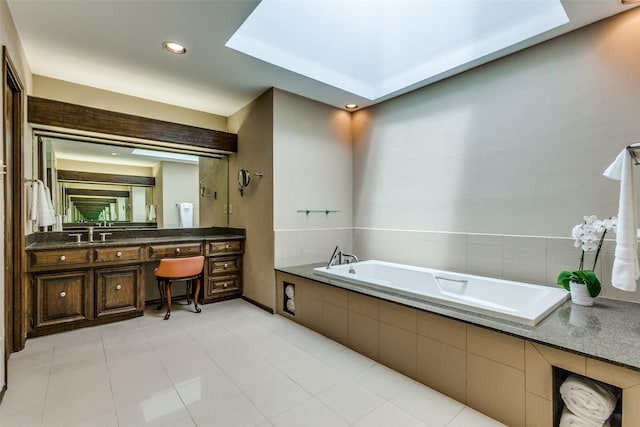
[313,260,569,326]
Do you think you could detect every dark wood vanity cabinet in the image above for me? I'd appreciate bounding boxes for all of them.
[204,240,244,303]
[27,245,145,337]
[95,265,142,318]
[26,237,244,338]
[34,270,92,328]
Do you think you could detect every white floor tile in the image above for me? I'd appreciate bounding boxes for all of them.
[352,402,428,427]
[189,392,266,427]
[243,372,312,418]
[1,299,505,427]
[446,406,508,427]
[271,397,348,427]
[354,363,415,400]
[391,382,465,427]
[116,388,195,427]
[316,379,385,424]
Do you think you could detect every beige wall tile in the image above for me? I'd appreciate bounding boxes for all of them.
[467,325,524,370]
[532,343,586,375]
[275,272,286,314]
[524,342,552,400]
[379,300,417,332]
[348,311,379,361]
[525,392,552,427]
[586,358,640,389]
[323,285,349,308]
[417,336,466,403]
[298,276,324,300]
[348,292,379,319]
[467,354,526,427]
[323,303,348,346]
[467,243,503,278]
[417,311,466,350]
[296,295,323,332]
[379,323,417,378]
[623,384,640,427]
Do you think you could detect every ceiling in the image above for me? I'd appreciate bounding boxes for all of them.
[7,0,639,117]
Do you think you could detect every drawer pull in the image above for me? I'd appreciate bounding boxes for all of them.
[116,284,122,290]
[60,291,67,298]
[223,263,228,269]
[223,283,228,289]
[60,255,66,261]
[176,248,181,253]
[225,244,230,249]
[116,251,122,257]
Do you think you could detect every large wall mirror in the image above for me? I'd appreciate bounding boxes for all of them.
[36,133,229,229]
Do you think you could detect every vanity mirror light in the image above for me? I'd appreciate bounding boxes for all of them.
[36,133,230,229]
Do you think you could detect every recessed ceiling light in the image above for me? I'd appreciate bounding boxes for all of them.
[110,152,118,156]
[163,41,187,54]
[345,104,358,110]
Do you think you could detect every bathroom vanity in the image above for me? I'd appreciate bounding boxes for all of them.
[23,228,244,343]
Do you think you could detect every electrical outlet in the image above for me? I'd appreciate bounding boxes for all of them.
[228,204,233,214]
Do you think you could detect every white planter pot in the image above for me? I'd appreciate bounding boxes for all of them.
[569,281,595,306]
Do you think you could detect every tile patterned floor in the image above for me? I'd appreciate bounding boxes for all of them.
[0,299,506,426]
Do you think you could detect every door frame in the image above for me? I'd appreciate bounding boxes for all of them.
[3,45,25,389]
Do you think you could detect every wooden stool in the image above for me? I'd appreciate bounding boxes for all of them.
[155,255,204,320]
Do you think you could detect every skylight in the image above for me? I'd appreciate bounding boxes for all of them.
[226,0,569,100]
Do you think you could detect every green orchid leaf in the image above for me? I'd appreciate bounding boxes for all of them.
[557,271,573,291]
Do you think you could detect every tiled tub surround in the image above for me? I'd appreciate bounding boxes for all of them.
[276,229,635,303]
[275,266,640,427]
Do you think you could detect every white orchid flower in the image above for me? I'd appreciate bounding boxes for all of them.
[583,215,599,225]
[580,232,598,243]
[571,224,583,239]
[582,242,599,251]
[592,219,605,233]
[603,217,617,232]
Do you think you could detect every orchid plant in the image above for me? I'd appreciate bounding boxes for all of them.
[557,215,617,298]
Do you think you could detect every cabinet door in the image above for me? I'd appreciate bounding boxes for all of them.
[35,270,91,328]
[95,265,142,317]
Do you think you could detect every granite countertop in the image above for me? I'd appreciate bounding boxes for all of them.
[26,234,245,250]
[277,263,640,372]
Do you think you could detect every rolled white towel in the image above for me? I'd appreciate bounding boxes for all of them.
[559,407,610,427]
[286,299,295,313]
[560,375,617,424]
[285,284,295,299]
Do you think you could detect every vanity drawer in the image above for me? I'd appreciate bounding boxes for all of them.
[29,249,91,270]
[94,246,143,263]
[208,274,240,294]
[208,256,241,274]
[147,242,203,259]
[207,240,243,256]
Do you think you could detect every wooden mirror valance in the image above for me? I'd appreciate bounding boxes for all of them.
[27,96,237,153]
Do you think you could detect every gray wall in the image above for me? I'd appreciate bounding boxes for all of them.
[351,8,640,302]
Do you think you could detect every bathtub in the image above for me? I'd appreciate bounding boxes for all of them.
[313,260,569,326]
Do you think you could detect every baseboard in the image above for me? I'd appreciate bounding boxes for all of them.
[241,296,274,314]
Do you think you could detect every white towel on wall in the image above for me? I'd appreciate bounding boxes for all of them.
[603,145,640,291]
[559,375,617,425]
[30,180,55,227]
[179,202,193,228]
[29,182,39,221]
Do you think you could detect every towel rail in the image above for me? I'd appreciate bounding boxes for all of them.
[626,145,640,165]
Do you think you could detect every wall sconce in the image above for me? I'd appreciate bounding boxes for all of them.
[238,169,263,196]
